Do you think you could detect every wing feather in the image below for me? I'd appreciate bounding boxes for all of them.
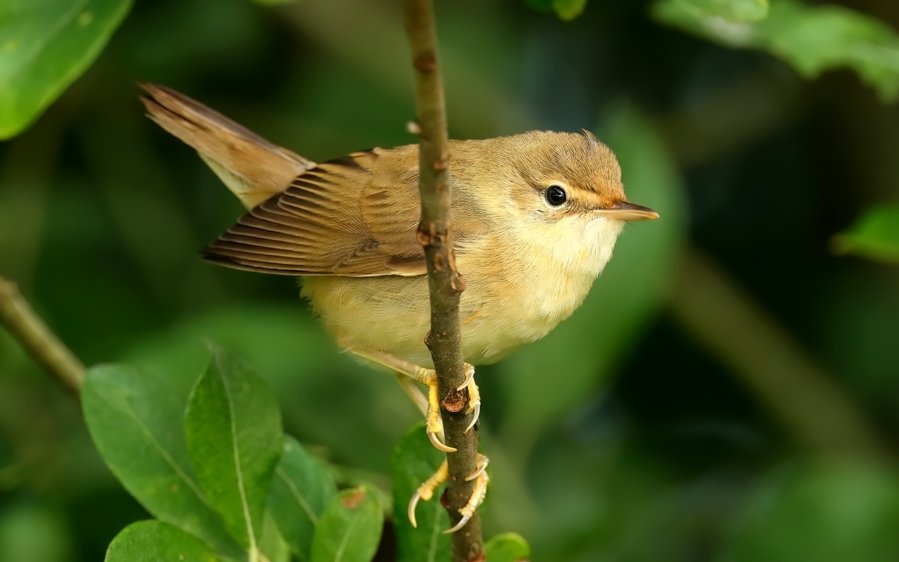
[202,147,439,277]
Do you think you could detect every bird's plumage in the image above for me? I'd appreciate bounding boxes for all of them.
[140,83,653,367]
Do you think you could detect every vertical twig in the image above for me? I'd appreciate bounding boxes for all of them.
[0,276,85,396]
[402,1,485,560]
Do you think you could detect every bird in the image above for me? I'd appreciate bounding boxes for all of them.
[140,83,658,533]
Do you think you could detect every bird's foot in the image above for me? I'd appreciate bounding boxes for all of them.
[408,453,490,534]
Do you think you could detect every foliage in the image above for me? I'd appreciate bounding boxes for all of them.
[83,346,522,561]
[0,0,132,139]
[654,0,899,101]
[2,0,899,561]
[832,204,899,263]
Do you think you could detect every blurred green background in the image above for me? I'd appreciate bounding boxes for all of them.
[2,0,899,560]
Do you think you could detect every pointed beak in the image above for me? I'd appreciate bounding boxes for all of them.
[595,200,659,221]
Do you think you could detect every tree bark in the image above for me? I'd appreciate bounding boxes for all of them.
[402,1,485,560]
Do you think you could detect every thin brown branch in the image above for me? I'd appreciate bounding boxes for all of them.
[402,1,485,560]
[0,276,85,397]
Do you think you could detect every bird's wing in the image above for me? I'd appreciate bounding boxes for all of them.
[203,147,462,277]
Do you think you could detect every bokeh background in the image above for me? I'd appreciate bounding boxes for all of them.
[2,0,899,560]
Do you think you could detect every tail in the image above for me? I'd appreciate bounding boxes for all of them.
[140,83,315,209]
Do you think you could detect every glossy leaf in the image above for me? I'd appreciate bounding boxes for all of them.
[832,204,899,263]
[268,436,338,561]
[105,520,218,562]
[311,486,383,562]
[82,364,241,557]
[184,346,283,550]
[485,533,531,562]
[496,107,687,453]
[391,425,451,562]
[0,0,132,139]
[654,0,899,101]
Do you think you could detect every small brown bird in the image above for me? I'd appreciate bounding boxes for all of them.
[140,83,658,532]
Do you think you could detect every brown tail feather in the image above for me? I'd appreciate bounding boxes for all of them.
[139,83,315,209]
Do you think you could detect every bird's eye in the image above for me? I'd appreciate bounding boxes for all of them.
[545,185,567,206]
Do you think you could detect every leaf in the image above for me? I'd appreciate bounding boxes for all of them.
[0,0,133,139]
[660,0,768,23]
[552,0,588,21]
[184,345,283,551]
[268,435,338,561]
[391,425,451,562]
[832,204,899,263]
[311,486,383,562]
[82,365,241,558]
[485,533,531,562]
[653,0,899,101]
[523,0,587,21]
[719,460,899,562]
[105,520,219,562]
[496,107,687,454]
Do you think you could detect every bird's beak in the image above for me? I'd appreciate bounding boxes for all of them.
[595,200,659,221]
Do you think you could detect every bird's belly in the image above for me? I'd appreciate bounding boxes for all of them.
[301,266,596,368]
[301,275,435,366]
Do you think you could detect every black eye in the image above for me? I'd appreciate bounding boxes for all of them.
[545,185,567,206]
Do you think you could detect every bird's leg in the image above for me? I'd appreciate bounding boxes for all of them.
[407,454,490,533]
[351,349,487,533]
[351,350,481,452]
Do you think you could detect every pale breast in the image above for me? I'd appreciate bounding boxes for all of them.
[301,216,622,368]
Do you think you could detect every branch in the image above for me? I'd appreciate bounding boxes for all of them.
[0,276,85,397]
[402,1,485,560]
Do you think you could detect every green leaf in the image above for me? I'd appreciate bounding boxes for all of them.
[268,436,338,561]
[391,425,451,562]
[653,0,899,101]
[832,204,899,263]
[82,365,241,557]
[184,345,283,551]
[105,520,219,562]
[485,533,531,562]
[311,486,383,562]
[524,0,587,20]
[496,107,687,454]
[0,0,133,139]
[660,0,768,23]
[719,461,899,562]
[552,0,588,21]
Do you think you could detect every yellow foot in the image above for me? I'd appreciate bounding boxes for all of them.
[423,372,456,453]
[351,349,479,454]
[407,454,490,533]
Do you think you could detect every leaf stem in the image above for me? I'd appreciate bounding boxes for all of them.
[402,1,485,560]
[0,276,85,396]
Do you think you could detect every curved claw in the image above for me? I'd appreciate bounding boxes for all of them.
[464,401,480,433]
[407,490,422,528]
[456,364,476,391]
[466,455,489,482]
[443,512,473,535]
[428,430,457,453]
